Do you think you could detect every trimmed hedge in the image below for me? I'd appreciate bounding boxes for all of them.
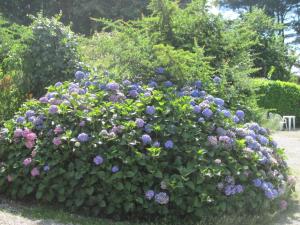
[254,79,300,126]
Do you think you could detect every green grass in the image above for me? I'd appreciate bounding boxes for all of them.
[0,195,299,225]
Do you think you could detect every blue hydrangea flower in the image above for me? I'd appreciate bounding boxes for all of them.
[146,106,156,115]
[141,134,152,145]
[148,81,158,88]
[145,190,155,200]
[195,80,202,88]
[193,105,201,114]
[253,179,262,187]
[202,108,213,118]
[93,155,104,165]
[75,71,85,80]
[85,81,92,87]
[191,90,200,97]
[235,185,244,194]
[233,115,240,123]
[111,165,119,173]
[123,80,131,86]
[214,98,224,106]
[43,165,50,172]
[106,82,120,91]
[198,117,205,123]
[39,97,48,103]
[213,76,221,84]
[78,133,89,142]
[155,192,169,204]
[236,110,245,119]
[164,81,173,88]
[25,110,35,118]
[258,135,269,146]
[164,140,174,149]
[49,105,58,114]
[155,67,165,74]
[222,110,231,118]
[135,118,145,128]
[190,101,196,106]
[144,124,153,133]
[16,116,25,124]
[54,82,63,87]
[129,89,139,98]
[199,91,206,97]
[224,185,235,196]
[153,141,160,147]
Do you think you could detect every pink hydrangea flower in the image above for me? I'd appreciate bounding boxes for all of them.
[25,140,35,149]
[23,158,32,166]
[53,137,62,146]
[7,175,13,182]
[31,167,40,177]
[54,126,63,135]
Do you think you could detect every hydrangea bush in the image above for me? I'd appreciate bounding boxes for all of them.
[0,70,295,220]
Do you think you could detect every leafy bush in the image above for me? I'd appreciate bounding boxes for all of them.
[0,70,294,221]
[253,79,300,126]
[7,14,80,98]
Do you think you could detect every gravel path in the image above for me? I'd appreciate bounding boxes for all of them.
[0,131,300,225]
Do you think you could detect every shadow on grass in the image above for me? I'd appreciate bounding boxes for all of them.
[0,195,300,225]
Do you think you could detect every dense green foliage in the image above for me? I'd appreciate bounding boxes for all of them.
[0,70,294,221]
[6,14,80,98]
[0,0,149,34]
[254,79,300,125]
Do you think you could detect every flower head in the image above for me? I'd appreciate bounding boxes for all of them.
[164,140,174,149]
[31,167,40,177]
[135,118,145,128]
[111,165,119,173]
[49,105,58,114]
[106,82,120,91]
[75,71,85,80]
[93,155,104,165]
[78,133,89,142]
[202,108,213,118]
[155,192,169,204]
[236,110,245,119]
[53,137,62,146]
[23,158,32,167]
[142,134,152,145]
[145,190,155,200]
[146,106,156,115]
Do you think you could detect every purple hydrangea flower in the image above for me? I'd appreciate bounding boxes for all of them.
[111,165,119,173]
[164,140,174,149]
[236,110,245,119]
[258,135,269,146]
[129,89,139,98]
[14,128,23,138]
[144,92,152,97]
[135,118,145,128]
[85,81,92,87]
[190,101,196,106]
[202,108,213,118]
[145,190,155,200]
[155,192,169,204]
[146,106,156,115]
[78,133,89,142]
[49,105,58,114]
[214,98,224,106]
[106,82,120,91]
[93,155,104,165]
[141,134,152,145]
[75,71,85,80]
[199,91,206,97]
[224,185,235,196]
[164,81,173,88]
[235,185,244,193]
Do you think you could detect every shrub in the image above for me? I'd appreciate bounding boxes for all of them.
[253,79,300,126]
[7,14,80,98]
[0,70,294,221]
